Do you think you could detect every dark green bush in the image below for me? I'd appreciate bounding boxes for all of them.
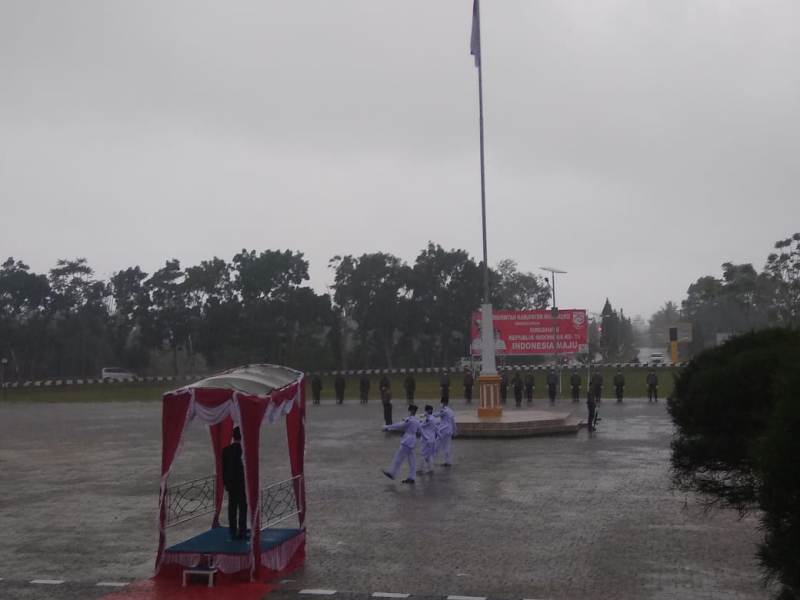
[756,364,800,597]
[668,328,800,599]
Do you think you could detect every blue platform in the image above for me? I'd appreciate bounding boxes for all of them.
[165,527,302,555]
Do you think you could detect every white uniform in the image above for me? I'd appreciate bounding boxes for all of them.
[434,405,457,465]
[419,413,439,472]
[384,416,420,481]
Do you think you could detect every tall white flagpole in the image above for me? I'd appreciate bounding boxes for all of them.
[472,0,497,378]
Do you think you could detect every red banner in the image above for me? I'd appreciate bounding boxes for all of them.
[470,309,588,355]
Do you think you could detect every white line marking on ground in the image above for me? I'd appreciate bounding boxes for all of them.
[97,582,129,587]
[299,590,337,596]
[372,593,410,598]
[30,579,65,585]
[447,596,486,600]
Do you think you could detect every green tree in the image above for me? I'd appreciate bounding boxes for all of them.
[145,259,190,374]
[648,301,681,347]
[668,328,800,599]
[47,258,112,377]
[765,233,800,325]
[329,252,411,368]
[408,243,484,366]
[184,257,236,368]
[598,298,635,360]
[682,263,772,352]
[493,259,550,310]
[0,258,50,380]
[231,249,316,366]
[108,266,151,371]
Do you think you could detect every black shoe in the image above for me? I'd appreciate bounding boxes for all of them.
[382,470,394,480]
[443,463,452,467]
[401,478,415,484]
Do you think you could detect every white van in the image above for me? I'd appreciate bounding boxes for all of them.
[648,352,665,365]
[100,367,137,381]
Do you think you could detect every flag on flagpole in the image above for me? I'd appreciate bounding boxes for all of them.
[470,0,481,67]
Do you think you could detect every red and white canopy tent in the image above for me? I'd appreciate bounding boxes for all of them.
[155,364,306,582]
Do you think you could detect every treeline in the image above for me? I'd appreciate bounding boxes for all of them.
[649,233,800,352]
[0,243,551,380]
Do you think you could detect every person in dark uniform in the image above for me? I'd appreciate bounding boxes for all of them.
[380,376,393,426]
[499,371,508,404]
[463,369,474,403]
[547,369,558,404]
[646,369,659,402]
[570,369,581,403]
[403,374,416,403]
[587,391,597,433]
[613,369,625,403]
[524,371,535,404]
[222,427,247,540]
[359,374,370,404]
[512,371,523,407]
[440,371,451,402]
[590,371,603,403]
[310,374,322,405]
[334,373,346,404]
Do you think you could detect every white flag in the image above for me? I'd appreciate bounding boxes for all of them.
[470,0,481,67]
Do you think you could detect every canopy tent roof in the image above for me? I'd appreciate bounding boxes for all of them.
[185,364,301,396]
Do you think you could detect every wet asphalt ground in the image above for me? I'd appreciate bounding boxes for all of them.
[0,397,770,599]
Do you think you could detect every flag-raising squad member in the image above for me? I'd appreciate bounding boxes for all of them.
[382,404,420,484]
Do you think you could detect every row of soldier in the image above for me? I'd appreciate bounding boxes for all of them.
[309,369,660,405]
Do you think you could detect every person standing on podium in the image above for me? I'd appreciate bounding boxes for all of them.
[222,426,247,540]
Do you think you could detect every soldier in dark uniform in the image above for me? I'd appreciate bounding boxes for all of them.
[570,369,581,403]
[403,374,416,403]
[587,390,597,433]
[546,369,558,404]
[334,373,346,404]
[380,376,393,426]
[512,371,523,407]
[440,371,451,402]
[359,374,370,404]
[524,371,535,404]
[646,369,658,402]
[613,369,625,403]
[590,372,603,403]
[222,427,247,539]
[463,369,474,403]
[499,371,508,404]
[310,374,322,405]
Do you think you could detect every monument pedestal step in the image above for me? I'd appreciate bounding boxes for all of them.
[455,409,581,438]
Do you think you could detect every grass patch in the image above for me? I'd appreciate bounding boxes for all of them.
[2,382,175,403]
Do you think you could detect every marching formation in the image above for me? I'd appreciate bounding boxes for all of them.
[381,398,458,484]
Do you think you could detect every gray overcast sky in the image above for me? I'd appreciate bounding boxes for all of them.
[2,1,799,320]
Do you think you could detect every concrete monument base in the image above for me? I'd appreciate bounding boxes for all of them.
[456,408,581,438]
[477,373,502,418]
